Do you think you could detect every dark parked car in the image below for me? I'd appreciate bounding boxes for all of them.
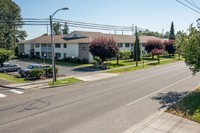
[0,64,21,73]
[18,64,50,78]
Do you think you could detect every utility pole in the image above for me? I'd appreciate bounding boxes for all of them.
[47,24,49,35]
[135,26,138,67]
[132,24,134,35]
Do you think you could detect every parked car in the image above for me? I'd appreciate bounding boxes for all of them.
[18,64,50,78]
[0,64,22,73]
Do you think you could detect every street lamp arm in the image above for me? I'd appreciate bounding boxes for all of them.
[52,7,69,18]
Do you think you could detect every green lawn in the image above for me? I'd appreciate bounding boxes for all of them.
[167,89,200,123]
[48,77,82,87]
[0,73,29,83]
[106,55,182,73]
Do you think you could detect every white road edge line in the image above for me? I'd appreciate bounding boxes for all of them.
[0,93,7,98]
[126,75,192,107]
[9,89,24,94]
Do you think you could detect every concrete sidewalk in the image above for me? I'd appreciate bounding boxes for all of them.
[124,111,200,133]
[2,72,119,90]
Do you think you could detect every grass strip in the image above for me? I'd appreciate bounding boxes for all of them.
[167,89,200,123]
[107,59,181,73]
[48,77,82,87]
[0,73,28,83]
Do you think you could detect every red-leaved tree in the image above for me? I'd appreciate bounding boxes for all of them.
[145,39,165,59]
[151,49,164,64]
[89,37,119,63]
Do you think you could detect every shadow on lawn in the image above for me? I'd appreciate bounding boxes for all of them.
[152,91,189,109]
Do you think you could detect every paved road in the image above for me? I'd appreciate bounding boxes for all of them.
[8,59,99,76]
[0,61,200,133]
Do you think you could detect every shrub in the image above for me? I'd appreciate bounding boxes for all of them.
[81,58,89,64]
[31,69,45,78]
[73,57,82,63]
[47,67,59,75]
[119,50,132,60]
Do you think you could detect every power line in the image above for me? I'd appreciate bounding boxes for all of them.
[176,0,200,14]
[185,0,200,10]
[190,0,200,10]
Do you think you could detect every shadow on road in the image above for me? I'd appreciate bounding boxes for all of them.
[152,91,189,109]
[72,66,100,72]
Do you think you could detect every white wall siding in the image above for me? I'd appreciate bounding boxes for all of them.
[24,44,31,54]
[54,43,79,59]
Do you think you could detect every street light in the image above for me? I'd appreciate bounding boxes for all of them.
[50,7,69,84]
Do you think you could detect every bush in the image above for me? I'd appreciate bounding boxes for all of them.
[47,67,59,75]
[119,50,132,60]
[63,57,89,64]
[31,69,45,79]
[82,58,89,64]
[73,57,82,63]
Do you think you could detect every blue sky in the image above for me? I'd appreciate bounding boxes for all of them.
[13,0,200,39]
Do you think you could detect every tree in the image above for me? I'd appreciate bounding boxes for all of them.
[145,39,164,59]
[151,48,164,64]
[89,37,119,63]
[164,40,176,56]
[0,0,27,50]
[169,22,175,40]
[181,25,200,74]
[62,22,69,34]
[175,31,187,60]
[0,49,13,67]
[53,22,62,35]
[134,28,141,65]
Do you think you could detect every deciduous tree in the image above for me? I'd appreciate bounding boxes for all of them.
[175,31,187,60]
[0,0,27,50]
[145,39,164,59]
[181,25,200,74]
[0,49,13,67]
[89,37,119,63]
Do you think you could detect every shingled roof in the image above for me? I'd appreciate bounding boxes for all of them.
[19,31,161,44]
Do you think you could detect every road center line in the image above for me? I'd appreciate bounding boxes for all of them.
[9,89,24,94]
[125,75,192,107]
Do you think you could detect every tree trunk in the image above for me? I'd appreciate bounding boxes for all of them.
[116,53,119,65]
[178,54,181,60]
[158,55,160,64]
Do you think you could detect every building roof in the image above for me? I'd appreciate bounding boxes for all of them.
[19,31,162,44]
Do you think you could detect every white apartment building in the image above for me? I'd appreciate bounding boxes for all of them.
[18,31,161,63]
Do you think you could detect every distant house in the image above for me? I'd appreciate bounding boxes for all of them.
[18,31,161,63]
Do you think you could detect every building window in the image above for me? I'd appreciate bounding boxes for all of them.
[125,43,130,47]
[118,43,123,48]
[55,43,61,48]
[35,44,40,48]
[64,53,67,58]
[64,44,67,48]
[55,53,61,58]
[36,52,40,56]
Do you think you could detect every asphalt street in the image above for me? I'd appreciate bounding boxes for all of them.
[0,61,200,133]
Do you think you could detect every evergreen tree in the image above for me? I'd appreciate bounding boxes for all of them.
[169,22,175,40]
[134,27,141,63]
[62,22,69,34]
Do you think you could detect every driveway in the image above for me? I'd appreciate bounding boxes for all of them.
[8,59,100,76]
